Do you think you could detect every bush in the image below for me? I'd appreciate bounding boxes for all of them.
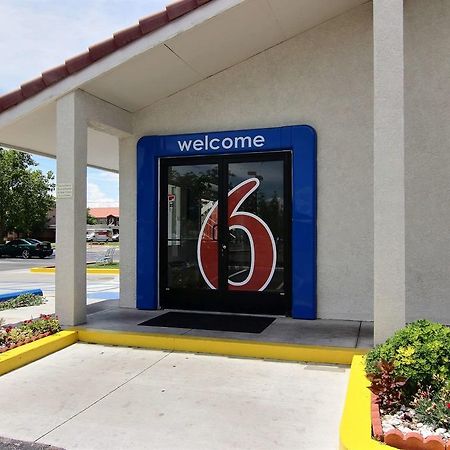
[365,320,450,392]
[367,360,407,413]
[0,293,46,311]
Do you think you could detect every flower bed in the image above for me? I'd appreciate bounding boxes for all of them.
[0,293,46,311]
[366,320,450,450]
[0,314,61,353]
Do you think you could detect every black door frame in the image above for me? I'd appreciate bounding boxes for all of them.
[159,151,292,315]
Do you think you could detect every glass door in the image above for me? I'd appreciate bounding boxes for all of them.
[226,159,286,294]
[160,152,291,315]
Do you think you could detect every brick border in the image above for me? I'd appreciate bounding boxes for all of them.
[371,401,448,450]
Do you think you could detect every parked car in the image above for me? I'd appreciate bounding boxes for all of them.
[86,231,95,242]
[93,230,109,243]
[111,232,119,242]
[0,239,53,259]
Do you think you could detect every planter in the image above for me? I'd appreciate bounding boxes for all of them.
[0,331,55,355]
[371,396,449,450]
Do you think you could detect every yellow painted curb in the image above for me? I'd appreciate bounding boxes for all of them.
[339,355,395,450]
[86,268,120,274]
[30,267,55,273]
[0,330,78,376]
[30,267,120,274]
[75,328,368,365]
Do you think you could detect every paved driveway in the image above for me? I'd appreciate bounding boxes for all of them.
[0,344,349,450]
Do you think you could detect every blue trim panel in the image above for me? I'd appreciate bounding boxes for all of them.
[137,125,317,319]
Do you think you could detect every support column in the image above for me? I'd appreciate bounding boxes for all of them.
[373,0,405,344]
[56,92,87,326]
[119,136,137,308]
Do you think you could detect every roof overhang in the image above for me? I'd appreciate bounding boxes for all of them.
[0,0,367,171]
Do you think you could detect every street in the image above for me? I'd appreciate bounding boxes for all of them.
[0,244,120,271]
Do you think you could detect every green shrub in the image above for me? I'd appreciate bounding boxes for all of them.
[365,320,450,392]
[20,314,61,335]
[0,293,46,311]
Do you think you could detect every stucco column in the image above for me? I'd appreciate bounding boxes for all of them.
[373,0,405,344]
[119,136,137,308]
[55,92,87,326]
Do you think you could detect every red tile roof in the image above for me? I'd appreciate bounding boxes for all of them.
[89,207,120,218]
[0,0,214,114]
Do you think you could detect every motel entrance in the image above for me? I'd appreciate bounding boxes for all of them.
[137,126,317,319]
[159,152,291,315]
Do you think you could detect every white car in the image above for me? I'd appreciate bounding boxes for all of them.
[93,231,110,242]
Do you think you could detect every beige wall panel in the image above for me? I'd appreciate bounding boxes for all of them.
[135,3,374,321]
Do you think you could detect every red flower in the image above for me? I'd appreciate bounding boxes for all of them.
[447,403,450,409]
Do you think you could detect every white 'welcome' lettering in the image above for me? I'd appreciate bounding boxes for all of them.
[177,140,192,152]
[177,135,265,152]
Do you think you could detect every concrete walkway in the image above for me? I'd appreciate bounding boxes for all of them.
[84,305,374,348]
[0,343,349,450]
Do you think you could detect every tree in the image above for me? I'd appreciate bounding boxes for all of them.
[86,208,97,225]
[0,148,55,240]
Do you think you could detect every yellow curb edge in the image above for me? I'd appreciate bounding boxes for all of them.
[30,267,55,273]
[74,327,368,365]
[86,268,120,274]
[339,355,395,449]
[30,267,120,274]
[0,330,78,376]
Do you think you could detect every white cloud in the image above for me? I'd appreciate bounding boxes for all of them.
[87,181,118,207]
[0,0,168,93]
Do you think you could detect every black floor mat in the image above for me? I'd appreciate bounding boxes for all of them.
[138,311,276,334]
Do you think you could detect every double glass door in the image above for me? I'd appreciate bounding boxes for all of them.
[159,152,291,315]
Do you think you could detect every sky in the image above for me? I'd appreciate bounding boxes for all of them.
[0,0,168,207]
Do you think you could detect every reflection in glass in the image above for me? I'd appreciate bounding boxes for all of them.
[227,161,285,293]
[167,164,218,289]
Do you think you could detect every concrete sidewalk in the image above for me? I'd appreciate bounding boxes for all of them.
[0,343,349,450]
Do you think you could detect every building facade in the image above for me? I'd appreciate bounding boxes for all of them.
[0,0,449,343]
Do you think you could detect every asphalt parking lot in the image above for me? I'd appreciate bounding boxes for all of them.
[0,245,120,324]
[0,244,120,272]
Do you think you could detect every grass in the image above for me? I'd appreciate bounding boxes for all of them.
[88,262,119,269]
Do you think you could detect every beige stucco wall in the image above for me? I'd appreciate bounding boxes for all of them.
[133,1,450,323]
[134,2,374,321]
[404,0,450,323]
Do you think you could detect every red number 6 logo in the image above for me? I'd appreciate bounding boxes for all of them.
[197,178,276,291]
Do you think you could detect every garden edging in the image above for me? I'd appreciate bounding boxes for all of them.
[340,356,450,450]
[0,330,78,376]
[340,355,396,450]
